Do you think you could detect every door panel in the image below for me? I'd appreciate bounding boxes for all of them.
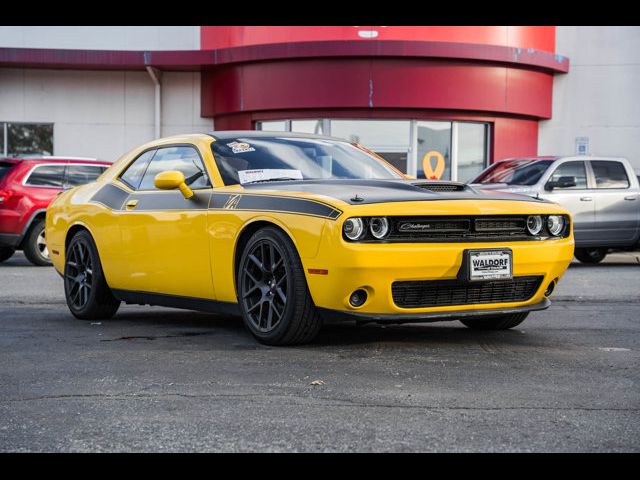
[539,160,596,243]
[112,145,216,299]
[116,189,214,298]
[589,160,638,244]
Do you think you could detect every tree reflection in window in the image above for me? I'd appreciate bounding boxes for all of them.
[6,123,54,156]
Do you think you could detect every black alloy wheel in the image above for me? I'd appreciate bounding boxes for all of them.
[65,238,94,310]
[241,238,288,333]
[237,227,322,345]
[64,230,120,320]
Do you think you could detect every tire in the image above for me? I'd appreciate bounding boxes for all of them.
[0,247,15,263]
[64,230,120,320]
[22,219,52,266]
[460,312,529,330]
[574,247,608,264]
[237,227,322,345]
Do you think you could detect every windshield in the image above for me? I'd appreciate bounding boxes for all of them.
[210,136,403,186]
[472,159,554,186]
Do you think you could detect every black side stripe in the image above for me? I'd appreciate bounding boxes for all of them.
[90,183,130,210]
[210,193,342,219]
[127,191,209,210]
[90,184,342,220]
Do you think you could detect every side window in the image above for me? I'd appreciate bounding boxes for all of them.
[24,164,66,188]
[119,149,156,189]
[65,165,107,187]
[138,146,210,191]
[591,161,630,189]
[548,161,588,189]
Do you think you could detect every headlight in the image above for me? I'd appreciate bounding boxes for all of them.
[547,215,565,236]
[526,215,543,235]
[369,217,390,239]
[343,217,365,240]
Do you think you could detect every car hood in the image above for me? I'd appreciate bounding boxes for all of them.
[242,179,549,205]
[468,183,539,197]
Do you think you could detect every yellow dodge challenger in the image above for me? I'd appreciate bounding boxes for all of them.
[46,132,574,345]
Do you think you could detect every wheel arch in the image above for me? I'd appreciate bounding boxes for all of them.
[233,219,298,293]
[17,209,47,249]
[65,222,95,254]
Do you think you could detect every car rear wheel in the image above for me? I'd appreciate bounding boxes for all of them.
[459,312,529,330]
[237,227,322,345]
[574,247,608,264]
[0,247,15,263]
[23,219,52,266]
[64,230,120,320]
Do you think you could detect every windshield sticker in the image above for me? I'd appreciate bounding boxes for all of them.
[238,169,303,185]
[227,142,256,154]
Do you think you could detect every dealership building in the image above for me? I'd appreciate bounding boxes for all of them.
[1,26,638,181]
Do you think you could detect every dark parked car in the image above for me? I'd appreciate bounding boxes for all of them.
[0,156,110,266]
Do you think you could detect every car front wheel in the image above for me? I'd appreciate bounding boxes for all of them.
[237,227,322,345]
[574,247,608,264]
[64,230,120,320]
[459,312,529,330]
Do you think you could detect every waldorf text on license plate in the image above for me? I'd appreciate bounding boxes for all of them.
[469,250,512,280]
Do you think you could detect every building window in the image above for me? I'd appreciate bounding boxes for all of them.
[1,122,54,157]
[254,118,490,182]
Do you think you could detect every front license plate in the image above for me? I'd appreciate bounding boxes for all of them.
[468,249,512,281]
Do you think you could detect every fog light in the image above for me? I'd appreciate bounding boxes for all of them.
[544,280,556,297]
[349,289,368,307]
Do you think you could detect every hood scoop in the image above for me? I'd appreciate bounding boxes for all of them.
[412,182,467,193]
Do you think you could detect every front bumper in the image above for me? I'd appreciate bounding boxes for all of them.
[304,234,574,316]
[320,298,550,323]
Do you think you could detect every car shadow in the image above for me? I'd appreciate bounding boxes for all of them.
[105,307,536,349]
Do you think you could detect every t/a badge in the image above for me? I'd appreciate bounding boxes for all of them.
[466,249,513,281]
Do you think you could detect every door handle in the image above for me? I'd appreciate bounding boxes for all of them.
[125,199,139,210]
[580,197,593,201]
[624,195,637,201]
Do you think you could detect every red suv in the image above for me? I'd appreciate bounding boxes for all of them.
[0,156,111,266]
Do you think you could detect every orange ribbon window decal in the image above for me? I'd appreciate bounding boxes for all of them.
[422,151,446,180]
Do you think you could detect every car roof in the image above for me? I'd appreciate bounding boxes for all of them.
[498,155,628,162]
[208,130,350,142]
[0,156,110,165]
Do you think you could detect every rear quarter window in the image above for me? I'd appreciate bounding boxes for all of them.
[24,164,66,188]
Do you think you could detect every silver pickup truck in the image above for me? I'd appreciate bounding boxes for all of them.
[470,156,640,263]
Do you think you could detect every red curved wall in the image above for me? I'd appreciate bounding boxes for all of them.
[201,26,555,52]
[199,26,564,161]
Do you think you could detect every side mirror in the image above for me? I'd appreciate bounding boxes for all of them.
[545,176,577,191]
[154,170,194,199]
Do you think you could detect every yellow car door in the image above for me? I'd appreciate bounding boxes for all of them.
[113,145,215,299]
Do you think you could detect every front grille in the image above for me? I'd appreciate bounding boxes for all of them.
[387,215,531,242]
[392,276,543,308]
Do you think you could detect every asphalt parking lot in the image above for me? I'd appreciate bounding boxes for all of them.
[1,252,638,452]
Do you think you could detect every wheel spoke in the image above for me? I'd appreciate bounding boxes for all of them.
[242,284,260,299]
[266,301,274,329]
[248,254,263,272]
[276,287,286,304]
